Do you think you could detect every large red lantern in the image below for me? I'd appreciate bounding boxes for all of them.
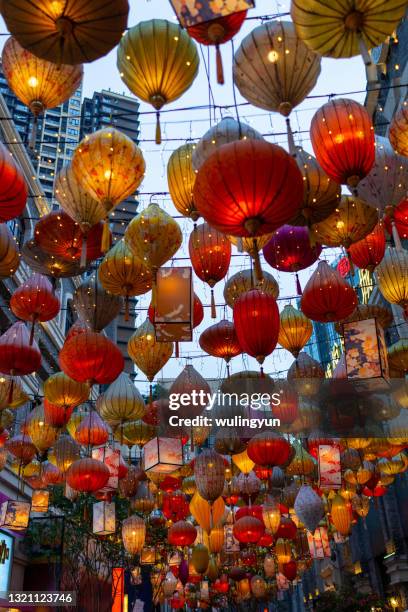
[188,222,231,318]
[275,516,297,540]
[6,433,36,464]
[162,491,189,522]
[384,198,408,240]
[301,261,357,323]
[59,331,124,385]
[348,222,385,271]
[310,98,375,188]
[233,516,265,544]
[0,141,28,221]
[75,411,109,447]
[10,273,60,344]
[199,319,241,374]
[168,520,197,547]
[282,560,297,581]
[247,432,291,467]
[233,289,279,372]
[0,321,41,376]
[66,458,110,493]
[44,398,74,428]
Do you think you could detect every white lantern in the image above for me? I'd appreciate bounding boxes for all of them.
[93,501,116,535]
[143,437,183,474]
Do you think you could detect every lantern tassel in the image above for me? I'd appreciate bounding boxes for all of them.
[29,316,36,346]
[210,289,216,319]
[295,272,302,296]
[260,366,265,379]
[391,219,403,251]
[215,44,224,85]
[347,251,355,276]
[101,219,111,253]
[155,112,162,145]
[80,235,87,268]
[286,117,296,156]
[125,295,130,322]
[29,116,38,150]
[175,341,179,358]
[252,245,263,283]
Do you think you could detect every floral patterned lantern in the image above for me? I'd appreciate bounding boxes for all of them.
[348,222,385,271]
[0,500,31,531]
[93,501,116,536]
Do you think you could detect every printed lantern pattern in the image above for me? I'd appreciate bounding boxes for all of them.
[154,267,193,342]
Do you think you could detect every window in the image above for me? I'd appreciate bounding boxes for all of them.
[69,118,80,126]
[67,128,79,136]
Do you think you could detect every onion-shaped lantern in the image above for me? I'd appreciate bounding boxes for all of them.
[233,516,264,544]
[75,410,109,446]
[287,352,325,397]
[233,289,279,371]
[97,372,145,429]
[44,372,89,410]
[10,272,60,344]
[168,520,197,547]
[376,247,408,315]
[331,494,351,535]
[310,98,375,188]
[117,20,199,144]
[169,364,210,420]
[2,37,83,147]
[194,450,225,503]
[199,319,241,373]
[26,405,57,453]
[66,457,110,492]
[72,128,145,251]
[224,268,279,308]
[348,222,385,271]
[167,143,199,221]
[6,433,36,465]
[54,433,80,473]
[0,224,20,279]
[189,222,231,317]
[73,272,123,331]
[262,496,281,534]
[59,330,124,385]
[122,514,146,554]
[301,261,358,323]
[278,305,313,358]
[390,101,408,157]
[0,321,41,376]
[247,432,291,466]
[22,239,85,278]
[0,143,27,222]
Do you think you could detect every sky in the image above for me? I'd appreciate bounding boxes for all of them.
[0,1,369,392]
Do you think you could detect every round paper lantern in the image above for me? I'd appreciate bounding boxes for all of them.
[26,405,57,453]
[97,372,145,429]
[0,224,20,278]
[192,117,263,171]
[311,98,374,188]
[10,273,60,344]
[0,143,27,222]
[194,450,225,503]
[331,494,351,535]
[376,247,408,314]
[189,222,231,316]
[66,457,110,492]
[199,320,241,369]
[22,239,85,278]
[167,143,199,221]
[118,19,199,143]
[168,520,197,547]
[348,222,385,271]
[59,330,124,385]
[390,101,408,157]
[294,485,324,532]
[233,516,264,544]
[233,289,279,368]
[224,268,279,309]
[75,410,109,446]
[54,433,80,473]
[234,21,320,117]
[122,514,146,554]
[42,461,63,486]
[301,261,357,323]
[128,319,173,383]
[2,36,83,145]
[0,321,41,375]
[311,195,378,248]
[278,305,313,359]
[44,372,89,409]
[6,433,36,464]
[291,0,406,58]
[247,432,291,466]
[73,273,123,332]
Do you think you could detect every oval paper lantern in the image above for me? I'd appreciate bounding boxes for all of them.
[167,143,199,221]
[294,485,324,532]
[0,321,41,375]
[224,268,279,309]
[194,450,225,503]
[348,222,385,271]
[66,457,110,492]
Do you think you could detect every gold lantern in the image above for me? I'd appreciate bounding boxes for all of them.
[352,495,370,518]
[117,420,156,449]
[376,247,408,314]
[0,224,20,279]
[122,515,146,554]
[117,20,199,144]
[72,128,145,251]
[66,411,85,440]
[2,37,83,146]
[331,494,351,536]
[44,372,90,409]
[31,489,49,513]
[262,496,281,535]
[390,102,408,157]
[286,443,315,477]
[232,449,255,474]
[26,405,58,453]
[224,268,279,308]
[190,492,225,534]
[167,143,199,221]
[209,526,224,553]
[278,305,313,358]
[143,437,183,474]
[154,267,193,343]
[97,372,145,429]
[0,375,27,410]
[388,339,408,373]
[73,273,123,332]
[0,500,31,530]
[93,501,116,535]
[276,538,292,564]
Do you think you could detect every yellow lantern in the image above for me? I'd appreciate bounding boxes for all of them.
[118,420,156,448]
[0,224,20,279]
[352,494,370,518]
[224,268,279,308]
[44,372,90,409]
[2,36,83,146]
[378,454,406,476]
[209,526,224,554]
[72,128,145,251]
[182,476,196,496]
[167,143,199,221]
[189,491,225,534]
[311,195,378,249]
[31,489,50,513]
[262,496,281,535]
[331,494,351,536]
[388,339,408,373]
[285,442,315,477]
[232,449,255,474]
[66,411,85,439]
[122,514,146,554]
[0,375,28,410]
[278,305,313,358]
[276,538,292,564]
[54,433,80,473]
[117,19,199,144]
[26,405,58,453]
[191,544,210,575]
[376,247,408,313]
[97,372,145,429]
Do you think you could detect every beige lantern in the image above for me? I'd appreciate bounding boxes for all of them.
[122,514,146,554]
[97,372,145,429]
[224,268,279,309]
[73,272,123,332]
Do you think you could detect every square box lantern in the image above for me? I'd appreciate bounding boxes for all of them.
[92,447,120,493]
[169,0,255,28]
[31,490,50,513]
[143,436,183,474]
[154,267,193,343]
[343,317,390,391]
[93,501,116,535]
[140,546,157,565]
[0,500,31,531]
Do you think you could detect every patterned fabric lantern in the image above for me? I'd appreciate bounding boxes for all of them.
[66,457,110,492]
[390,101,408,157]
[117,20,199,144]
[75,410,109,446]
[10,273,60,344]
[0,321,41,376]
[167,143,199,221]
[31,489,50,513]
[44,372,89,410]
[199,320,242,373]
[233,289,279,370]
[0,224,20,279]
[22,239,85,279]
[247,432,291,467]
[310,98,375,188]
[233,516,264,544]
[0,500,31,531]
[301,261,357,323]
[234,21,320,118]
[97,372,145,429]
[59,330,124,385]
[26,405,58,453]
[128,319,173,389]
[194,450,225,503]
[311,195,378,249]
[0,142,27,221]
[348,222,385,271]
[73,272,122,331]
[2,37,83,146]
[331,494,351,535]
[72,128,145,251]
[168,520,197,547]
[224,268,279,308]
[122,514,146,554]
[294,485,324,532]
[278,305,313,358]
[376,247,408,315]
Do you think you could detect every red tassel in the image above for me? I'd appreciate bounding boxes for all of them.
[215,45,224,85]
[211,289,216,318]
[175,341,179,358]
[295,273,302,295]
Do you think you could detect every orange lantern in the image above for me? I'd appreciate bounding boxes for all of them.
[0,142,27,221]
[199,319,242,375]
[348,221,385,271]
[75,411,110,447]
[66,458,110,493]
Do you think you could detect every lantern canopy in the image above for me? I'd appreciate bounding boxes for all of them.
[154,267,193,342]
[93,501,116,536]
[0,500,31,531]
[143,437,183,474]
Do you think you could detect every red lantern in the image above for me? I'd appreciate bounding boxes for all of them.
[348,222,385,271]
[258,532,274,547]
[0,322,41,376]
[0,141,28,221]
[118,454,128,479]
[10,273,60,344]
[384,198,408,239]
[275,516,297,540]
[42,461,64,485]
[59,331,124,385]
[300,261,357,323]
[199,319,241,372]
[233,289,279,371]
[235,505,263,522]
[162,491,189,522]
[6,433,36,464]
[273,387,298,425]
[66,458,110,492]
[253,465,272,481]
[168,520,197,547]
[188,11,247,84]
[233,516,265,544]
[247,432,291,466]
[282,560,297,581]
[188,222,231,318]
[75,411,109,446]
[214,576,229,594]
[44,398,74,428]
[159,475,182,492]
[310,98,375,188]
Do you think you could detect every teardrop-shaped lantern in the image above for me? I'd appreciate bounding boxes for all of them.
[301,261,357,322]
[199,320,242,369]
[331,494,351,535]
[0,321,41,376]
[167,143,199,221]
[0,224,20,278]
[55,166,106,233]
[26,405,58,453]
[75,410,109,447]
[285,442,315,477]
[6,433,36,465]
[97,372,145,429]
[310,98,375,188]
[194,450,225,503]
[0,142,27,222]
[73,272,123,332]
[128,319,173,382]
[189,222,231,317]
[287,352,325,397]
[224,268,279,309]
[348,222,385,271]
[278,305,313,358]
[169,364,211,420]
[44,372,89,409]
[117,20,199,144]
[376,247,408,315]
